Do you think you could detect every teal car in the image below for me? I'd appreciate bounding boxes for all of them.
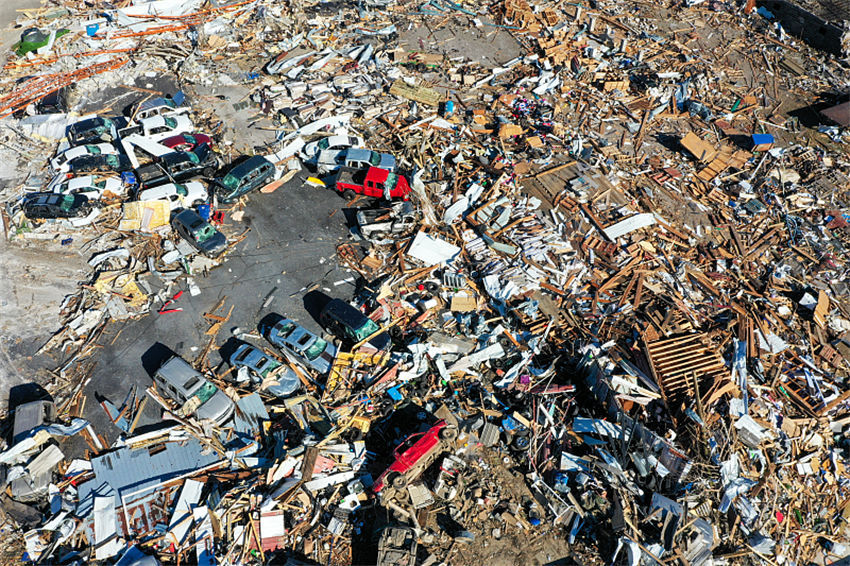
[214,155,275,203]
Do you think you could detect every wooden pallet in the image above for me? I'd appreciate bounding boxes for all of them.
[643,333,730,412]
[778,376,826,416]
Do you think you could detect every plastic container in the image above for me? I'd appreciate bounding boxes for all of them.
[86,24,99,37]
[197,204,211,220]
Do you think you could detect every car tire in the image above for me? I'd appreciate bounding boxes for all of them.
[424,281,440,294]
[342,189,356,200]
[438,426,458,442]
[511,434,530,452]
[388,472,407,490]
[202,167,215,177]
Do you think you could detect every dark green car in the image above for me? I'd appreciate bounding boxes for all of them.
[214,155,275,203]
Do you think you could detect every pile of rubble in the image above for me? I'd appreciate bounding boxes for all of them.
[0,0,848,564]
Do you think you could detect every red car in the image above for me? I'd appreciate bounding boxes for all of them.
[334,166,410,201]
[372,420,457,498]
[161,132,214,152]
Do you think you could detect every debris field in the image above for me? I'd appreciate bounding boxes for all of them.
[0,0,848,565]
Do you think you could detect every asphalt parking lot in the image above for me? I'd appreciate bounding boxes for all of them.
[74,173,355,451]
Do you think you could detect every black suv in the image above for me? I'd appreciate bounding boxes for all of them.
[136,143,218,190]
[22,193,93,219]
[319,298,391,350]
[67,117,118,146]
[67,153,133,175]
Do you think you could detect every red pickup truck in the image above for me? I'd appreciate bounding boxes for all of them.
[334,166,411,200]
[372,420,457,500]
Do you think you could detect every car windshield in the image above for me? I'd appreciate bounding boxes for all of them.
[105,155,120,168]
[184,134,196,144]
[304,337,329,361]
[276,321,296,337]
[75,120,109,139]
[191,221,217,243]
[184,376,200,390]
[164,117,177,128]
[187,152,200,164]
[220,174,238,190]
[317,138,330,150]
[235,348,252,362]
[86,145,101,155]
[385,173,399,192]
[369,151,381,166]
[354,318,380,342]
[196,382,218,404]
[59,194,78,211]
[175,184,188,196]
[95,180,106,189]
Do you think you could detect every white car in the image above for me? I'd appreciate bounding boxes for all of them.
[50,143,119,173]
[138,115,194,142]
[299,135,364,162]
[317,148,396,175]
[137,181,208,210]
[48,175,128,199]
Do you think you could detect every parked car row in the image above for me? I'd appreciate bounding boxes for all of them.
[23,94,281,254]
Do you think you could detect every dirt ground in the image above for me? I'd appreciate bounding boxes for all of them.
[0,239,86,403]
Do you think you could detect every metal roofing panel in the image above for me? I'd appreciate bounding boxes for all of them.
[232,393,270,438]
[76,437,223,519]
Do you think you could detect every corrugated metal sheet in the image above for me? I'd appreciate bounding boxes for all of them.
[232,393,270,438]
[76,437,223,519]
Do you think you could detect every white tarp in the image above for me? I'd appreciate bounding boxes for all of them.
[116,0,203,28]
[20,113,96,141]
[407,231,460,266]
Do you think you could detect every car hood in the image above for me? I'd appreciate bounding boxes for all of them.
[195,389,235,424]
[199,230,228,257]
[263,368,301,398]
[378,154,396,171]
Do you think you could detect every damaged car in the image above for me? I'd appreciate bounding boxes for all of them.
[21,192,94,219]
[50,143,120,174]
[171,208,227,257]
[229,343,301,397]
[135,143,218,190]
[67,116,118,146]
[66,153,133,176]
[259,316,337,376]
[213,154,275,203]
[137,181,208,211]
